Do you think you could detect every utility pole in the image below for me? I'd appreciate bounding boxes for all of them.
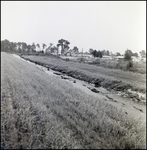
[82,48,84,63]
[82,48,83,58]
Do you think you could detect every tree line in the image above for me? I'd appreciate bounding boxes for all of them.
[124,49,146,61]
[1,39,103,57]
[1,39,79,56]
[89,49,103,58]
[1,39,37,54]
[1,39,146,59]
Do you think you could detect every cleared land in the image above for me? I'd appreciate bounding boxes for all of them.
[1,52,146,149]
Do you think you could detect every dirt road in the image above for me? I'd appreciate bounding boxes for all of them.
[1,52,146,149]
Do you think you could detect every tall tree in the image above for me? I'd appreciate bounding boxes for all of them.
[36,43,40,48]
[32,42,36,50]
[99,50,103,58]
[97,50,100,57]
[124,49,133,60]
[92,50,103,58]
[27,44,32,53]
[42,43,47,52]
[50,46,58,53]
[106,50,110,56]
[22,42,28,53]
[30,43,36,53]
[92,50,97,58]
[36,43,40,52]
[13,42,18,53]
[57,39,70,55]
[73,46,79,53]
[48,43,53,49]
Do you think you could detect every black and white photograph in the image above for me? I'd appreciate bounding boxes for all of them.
[1,1,146,149]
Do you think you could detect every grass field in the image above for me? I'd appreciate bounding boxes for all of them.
[60,55,146,74]
[1,52,146,149]
[21,54,146,94]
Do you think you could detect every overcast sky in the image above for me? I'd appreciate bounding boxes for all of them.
[1,1,146,54]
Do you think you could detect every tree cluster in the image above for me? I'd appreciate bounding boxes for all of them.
[124,49,140,61]
[56,39,79,56]
[115,52,121,56]
[1,39,37,53]
[139,50,146,58]
[101,49,110,56]
[1,39,79,56]
[89,49,103,58]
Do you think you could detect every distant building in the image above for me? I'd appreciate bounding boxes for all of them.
[77,52,93,58]
[102,55,112,59]
[116,56,124,60]
[132,56,141,62]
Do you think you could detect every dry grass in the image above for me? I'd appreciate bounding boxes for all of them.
[1,52,146,149]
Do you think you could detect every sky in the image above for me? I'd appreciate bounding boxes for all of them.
[1,1,146,54]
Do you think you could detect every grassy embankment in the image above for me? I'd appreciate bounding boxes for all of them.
[21,54,146,100]
[1,52,146,149]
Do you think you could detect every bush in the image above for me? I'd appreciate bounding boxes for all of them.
[77,57,87,62]
[126,61,133,70]
[92,59,100,65]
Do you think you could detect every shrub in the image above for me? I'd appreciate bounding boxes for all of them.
[92,59,101,65]
[126,61,133,70]
[77,57,87,62]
